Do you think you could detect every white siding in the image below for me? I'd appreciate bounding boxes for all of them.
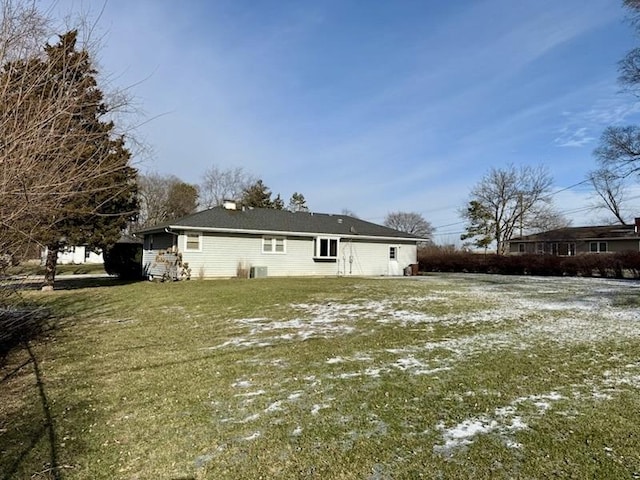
[43,246,104,264]
[177,232,417,278]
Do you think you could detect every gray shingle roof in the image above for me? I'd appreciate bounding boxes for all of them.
[136,207,422,240]
[511,224,638,242]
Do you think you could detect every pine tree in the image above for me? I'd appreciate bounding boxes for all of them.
[460,200,494,253]
[241,180,275,208]
[288,192,309,212]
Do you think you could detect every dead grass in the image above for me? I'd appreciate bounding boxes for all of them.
[1,274,640,479]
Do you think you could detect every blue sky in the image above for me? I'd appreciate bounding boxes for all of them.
[48,0,640,243]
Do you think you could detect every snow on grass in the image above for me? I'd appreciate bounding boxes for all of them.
[210,275,639,353]
[211,275,640,457]
[241,431,261,441]
[434,391,565,455]
[234,390,266,398]
[264,400,284,413]
[232,380,253,388]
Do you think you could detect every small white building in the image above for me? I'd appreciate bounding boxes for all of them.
[41,245,104,265]
[136,203,423,279]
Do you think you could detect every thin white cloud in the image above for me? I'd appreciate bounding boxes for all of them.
[554,89,640,148]
[554,127,595,148]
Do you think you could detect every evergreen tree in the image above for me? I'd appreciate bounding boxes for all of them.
[7,31,139,288]
[460,200,494,253]
[272,193,285,210]
[241,180,277,208]
[288,192,309,212]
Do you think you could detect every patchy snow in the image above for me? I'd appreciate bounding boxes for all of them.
[434,390,567,454]
[264,400,284,413]
[240,413,260,423]
[311,404,330,416]
[232,380,252,388]
[234,390,266,398]
[287,392,303,401]
[211,274,640,457]
[242,431,261,441]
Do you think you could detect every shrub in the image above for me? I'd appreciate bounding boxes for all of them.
[103,243,143,280]
[417,250,640,279]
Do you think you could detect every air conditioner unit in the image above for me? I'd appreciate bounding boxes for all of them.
[250,266,268,278]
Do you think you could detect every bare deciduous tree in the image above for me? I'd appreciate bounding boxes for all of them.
[137,173,198,227]
[594,126,640,180]
[588,168,630,225]
[384,212,434,241]
[593,1,640,181]
[200,165,256,209]
[461,165,554,255]
[525,204,571,233]
[0,0,50,63]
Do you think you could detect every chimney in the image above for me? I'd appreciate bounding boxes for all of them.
[222,199,237,210]
[635,217,640,234]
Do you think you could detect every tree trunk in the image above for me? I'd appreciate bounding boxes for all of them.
[43,245,58,291]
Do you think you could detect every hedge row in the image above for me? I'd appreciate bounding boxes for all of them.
[418,251,640,279]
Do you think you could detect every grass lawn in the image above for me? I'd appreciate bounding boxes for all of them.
[5,263,106,277]
[2,274,640,479]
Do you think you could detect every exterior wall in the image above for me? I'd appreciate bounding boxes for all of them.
[603,239,640,253]
[170,231,417,278]
[509,239,640,255]
[42,246,104,264]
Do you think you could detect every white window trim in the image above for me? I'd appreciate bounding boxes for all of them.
[389,246,398,260]
[262,236,287,254]
[184,232,202,252]
[314,236,340,259]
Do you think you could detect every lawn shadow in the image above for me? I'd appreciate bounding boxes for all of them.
[3,276,142,292]
[1,343,66,480]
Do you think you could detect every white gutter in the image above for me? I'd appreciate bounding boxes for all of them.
[163,225,424,243]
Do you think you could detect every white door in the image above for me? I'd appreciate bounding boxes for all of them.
[388,246,401,275]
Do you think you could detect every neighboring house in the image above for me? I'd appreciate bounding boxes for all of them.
[135,202,424,278]
[41,245,104,265]
[508,218,640,256]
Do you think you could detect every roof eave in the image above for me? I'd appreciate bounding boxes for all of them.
[163,225,421,242]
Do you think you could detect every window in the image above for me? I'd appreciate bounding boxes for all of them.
[314,237,339,259]
[590,242,607,253]
[518,244,525,253]
[84,248,91,260]
[536,243,545,254]
[552,242,575,256]
[389,247,397,260]
[185,232,202,251]
[263,236,286,254]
